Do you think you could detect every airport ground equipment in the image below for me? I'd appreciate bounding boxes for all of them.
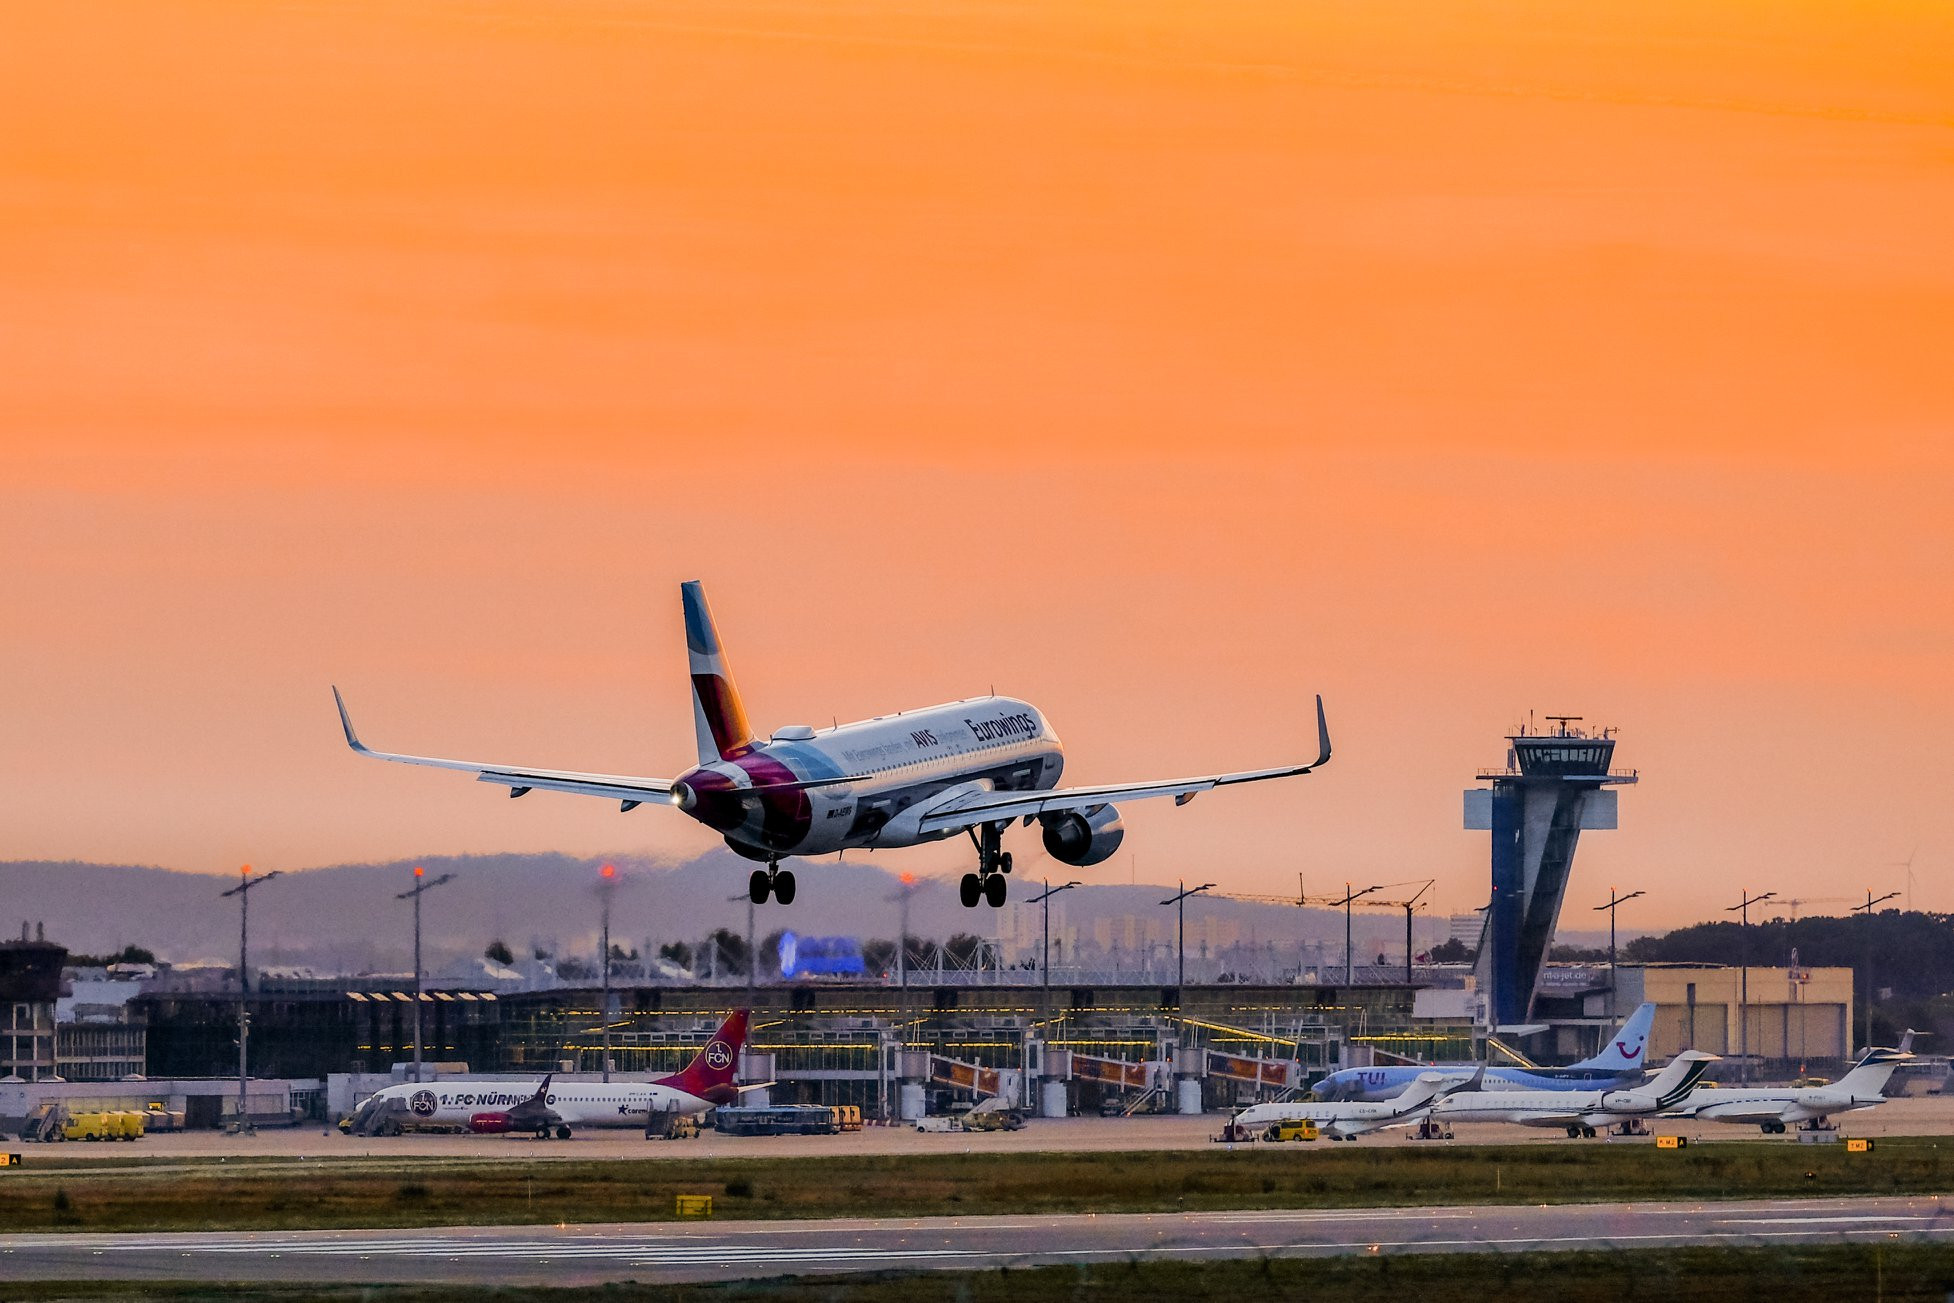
[713,1104,839,1136]
[1464,717,1637,1028]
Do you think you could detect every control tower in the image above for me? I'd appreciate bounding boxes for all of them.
[1464,717,1636,1030]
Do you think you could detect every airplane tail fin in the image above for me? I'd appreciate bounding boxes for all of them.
[1392,1071,1457,1113]
[682,582,755,762]
[1837,1048,1911,1096]
[1572,1003,1656,1072]
[1647,1050,1719,1107]
[526,1073,553,1106]
[654,1008,750,1105]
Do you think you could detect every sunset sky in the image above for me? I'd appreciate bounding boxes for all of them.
[4,0,1950,928]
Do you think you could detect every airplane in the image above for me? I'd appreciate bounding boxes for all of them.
[1669,1048,1911,1134]
[1233,1070,1476,1141]
[343,1009,748,1139]
[333,580,1332,909]
[1430,1050,1719,1138]
[1313,1002,1657,1102]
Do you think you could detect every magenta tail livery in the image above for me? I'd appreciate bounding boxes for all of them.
[333,581,1331,908]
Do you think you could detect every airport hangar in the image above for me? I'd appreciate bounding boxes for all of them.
[4,721,1855,1128]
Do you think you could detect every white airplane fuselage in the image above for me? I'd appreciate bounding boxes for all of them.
[673,698,1065,859]
[1233,1099,1427,1139]
[365,1079,714,1130]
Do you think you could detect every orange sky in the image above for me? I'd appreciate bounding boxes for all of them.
[3,0,1950,926]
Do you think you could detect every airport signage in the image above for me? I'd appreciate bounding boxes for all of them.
[1847,1138,1875,1153]
[1,1152,20,1167]
[1655,1135,1687,1149]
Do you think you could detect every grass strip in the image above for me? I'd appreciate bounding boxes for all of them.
[7,1243,1954,1302]
[3,1139,1952,1234]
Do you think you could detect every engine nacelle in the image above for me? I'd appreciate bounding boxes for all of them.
[468,1112,513,1134]
[1040,805,1125,866]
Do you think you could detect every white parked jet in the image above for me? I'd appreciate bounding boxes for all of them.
[334,581,1331,909]
[1432,1050,1718,1138]
[344,1010,747,1138]
[1234,1071,1471,1141]
[1671,1048,1910,1134]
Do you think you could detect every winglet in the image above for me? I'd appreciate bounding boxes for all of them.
[1310,694,1332,769]
[331,686,368,754]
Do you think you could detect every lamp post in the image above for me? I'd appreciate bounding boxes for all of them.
[220,864,283,1132]
[1592,887,1645,1022]
[1326,884,1379,985]
[1028,879,1080,1007]
[1854,889,1900,1051]
[726,887,758,1006]
[885,873,919,992]
[1725,888,1774,1084]
[593,864,618,1082]
[396,866,456,1085]
[1158,882,1217,990]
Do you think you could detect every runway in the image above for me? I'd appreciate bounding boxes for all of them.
[6,1196,1953,1286]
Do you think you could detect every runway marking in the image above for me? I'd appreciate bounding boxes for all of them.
[1197,1211,1473,1224]
[1716,1216,1940,1226]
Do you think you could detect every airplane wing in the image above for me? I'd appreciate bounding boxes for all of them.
[915,695,1331,835]
[333,688,680,806]
[1690,1100,1795,1124]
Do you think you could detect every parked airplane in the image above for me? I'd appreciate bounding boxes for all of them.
[334,581,1332,908]
[344,1009,748,1138]
[1313,1003,1657,1102]
[1234,1070,1474,1141]
[1671,1048,1910,1134]
[1431,1050,1718,1138]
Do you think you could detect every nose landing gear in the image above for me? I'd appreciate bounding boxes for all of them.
[959,824,1012,908]
[748,859,797,905]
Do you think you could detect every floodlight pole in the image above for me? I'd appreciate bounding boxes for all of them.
[1854,889,1900,1051]
[1326,884,1380,985]
[1725,888,1774,1084]
[1159,882,1216,990]
[726,890,757,1006]
[220,864,283,1133]
[1029,879,1080,1022]
[396,867,456,1085]
[1592,888,1645,1022]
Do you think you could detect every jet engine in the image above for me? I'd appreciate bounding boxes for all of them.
[468,1112,514,1134]
[1040,805,1125,866]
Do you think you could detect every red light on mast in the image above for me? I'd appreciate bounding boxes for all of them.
[601,863,617,880]
[414,865,424,878]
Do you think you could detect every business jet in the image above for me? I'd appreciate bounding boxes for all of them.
[1313,1003,1657,1102]
[1670,1048,1910,1134]
[1432,1050,1718,1138]
[344,1009,747,1138]
[334,581,1332,909]
[1234,1071,1472,1141]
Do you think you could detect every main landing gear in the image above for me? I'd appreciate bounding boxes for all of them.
[959,824,1011,909]
[748,858,797,905]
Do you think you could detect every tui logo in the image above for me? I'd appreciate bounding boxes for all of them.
[1616,1040,1644,1061]
[705,1039,733,1070]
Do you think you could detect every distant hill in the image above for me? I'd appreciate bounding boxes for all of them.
[1,855,1624,976]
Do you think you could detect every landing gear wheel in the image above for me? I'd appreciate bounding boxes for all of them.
[984,874,1007,908]
[959,873,982,908]
[555,1125,572,1140]
[774,869,797,905]
[749,870,770,905]
[998,851,1014,875]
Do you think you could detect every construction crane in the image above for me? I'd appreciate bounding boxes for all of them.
[1356,880,1437,984]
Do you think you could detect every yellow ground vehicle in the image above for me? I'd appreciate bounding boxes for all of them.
[108,1111,147,1140]
[61,1112,117,1142]
[829,1105,863,1132]
[1268,1118,1321,1142]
